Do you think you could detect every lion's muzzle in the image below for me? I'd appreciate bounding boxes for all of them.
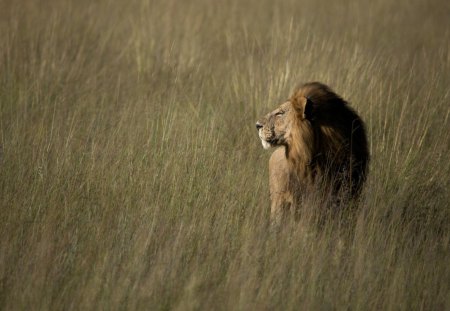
[256,122,273,150]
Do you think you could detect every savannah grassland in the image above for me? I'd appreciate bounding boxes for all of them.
[0,0,449,310]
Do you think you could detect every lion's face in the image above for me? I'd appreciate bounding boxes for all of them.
[256,101,293,150]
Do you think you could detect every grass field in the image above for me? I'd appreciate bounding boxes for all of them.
[0,0,449,309]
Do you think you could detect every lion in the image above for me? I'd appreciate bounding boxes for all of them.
[256,82,369,222]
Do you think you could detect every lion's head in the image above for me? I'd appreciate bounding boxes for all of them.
[256,95,316,152]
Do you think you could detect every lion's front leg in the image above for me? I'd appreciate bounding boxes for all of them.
[269,147,291,226]
[270,192,293,226]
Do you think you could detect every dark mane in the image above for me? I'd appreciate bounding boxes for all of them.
[289,82,369,200]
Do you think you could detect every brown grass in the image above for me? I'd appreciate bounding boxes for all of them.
[0,0,449,309]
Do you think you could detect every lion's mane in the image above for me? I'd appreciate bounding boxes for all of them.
[288,82,369,199]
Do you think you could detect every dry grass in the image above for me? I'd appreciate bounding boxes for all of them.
[0,0,449,310]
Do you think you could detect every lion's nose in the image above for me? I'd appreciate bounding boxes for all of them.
[256,122,263,130]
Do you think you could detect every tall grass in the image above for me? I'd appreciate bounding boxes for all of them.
[0,0,449,309]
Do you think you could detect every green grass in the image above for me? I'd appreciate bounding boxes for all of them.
[0,0,449,309]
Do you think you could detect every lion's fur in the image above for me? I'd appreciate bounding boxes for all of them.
[256,82,369,220]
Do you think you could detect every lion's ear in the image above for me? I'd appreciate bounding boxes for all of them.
[292,96,314,120]
[303,97,314,120]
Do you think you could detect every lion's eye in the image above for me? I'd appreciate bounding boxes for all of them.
[275,111,284,116]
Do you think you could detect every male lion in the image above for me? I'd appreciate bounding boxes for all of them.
[256,82,369,222]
